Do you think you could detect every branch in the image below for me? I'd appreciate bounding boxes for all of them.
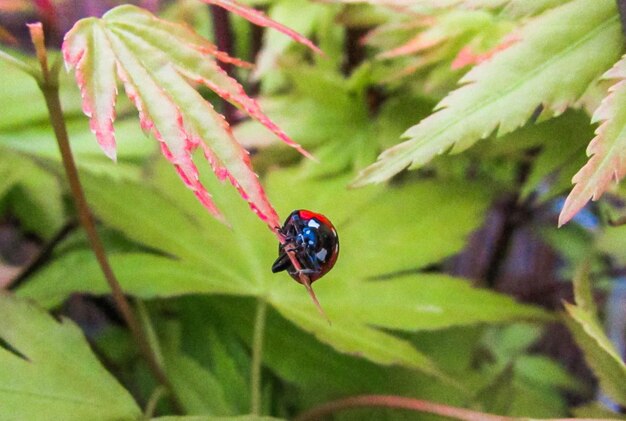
[28,22,181,413]
[294,395,615,421]
[250,298,268,415]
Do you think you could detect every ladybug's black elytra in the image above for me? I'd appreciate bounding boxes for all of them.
[272,209,339,284]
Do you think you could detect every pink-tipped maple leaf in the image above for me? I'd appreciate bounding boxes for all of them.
[63,5,316,230]
[201,0,322,55]
[559,55,626,227]
[377,33,443,60]
[451,34,519,69]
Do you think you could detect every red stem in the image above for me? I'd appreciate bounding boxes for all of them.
[294,395,613,421]
[276,230,330,323]
[30,23,182,413]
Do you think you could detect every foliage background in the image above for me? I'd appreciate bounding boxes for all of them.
[0,0,625,420]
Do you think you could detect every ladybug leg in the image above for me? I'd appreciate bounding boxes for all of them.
[305,251,321,271]
[272,251,292,273]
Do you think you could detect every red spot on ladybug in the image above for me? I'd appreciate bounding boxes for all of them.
[272,209,339,283]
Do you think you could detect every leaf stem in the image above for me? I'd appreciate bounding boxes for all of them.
[293,395,612,421]
[30,24,181,413]
[143,385,167,420]
[0,49,40,80]
[250,297,268,415]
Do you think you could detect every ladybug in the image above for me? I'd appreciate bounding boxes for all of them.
[272,209,339,284]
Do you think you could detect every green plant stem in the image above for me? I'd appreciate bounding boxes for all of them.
[0,49,40,79]
[143,386,167,420]
[293,395,614,421]
[32,29,181,413]
[250,298,268,416]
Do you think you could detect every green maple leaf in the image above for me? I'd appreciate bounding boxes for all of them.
[563,264,626,406]
[0,292,141,420]
[18,163,550,381]
[352,0,622,188]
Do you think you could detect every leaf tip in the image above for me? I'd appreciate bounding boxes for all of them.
[558,205,574,228]
[103,145,117,162]
[349,163,388,189]
[301,147,318,162]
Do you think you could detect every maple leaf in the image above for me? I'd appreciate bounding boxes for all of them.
[17,165,551,380]
[559,55,626,226]
[352,0,622,187]
[0,293,142,420]
[201,0,322,55]
[63,5,315,229]
[363,8,515,94]
[451,34,518,69]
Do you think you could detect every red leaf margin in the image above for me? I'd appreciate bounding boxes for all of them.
[559,55,626,227]
[62,5,323,232]
[451,34,519,70]
[202,0,323,55]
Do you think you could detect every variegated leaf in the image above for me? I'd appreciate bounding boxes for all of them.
[352,0,622,187]
[63,5,315,229]
[560,55,626,226]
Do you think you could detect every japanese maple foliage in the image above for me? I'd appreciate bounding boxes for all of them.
[62,3,318,230]
[348,0,626,226]
[560,55,626,226]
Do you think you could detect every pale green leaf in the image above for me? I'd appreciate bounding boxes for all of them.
[563,303,626,406]
[16,251,254,309]
[19,166,549,379]
[165,354,233,415]
[270,296,443,377]
[0,51,82,131]
[0,117,153,181]
[596,223,626,265]
[0,151,25,197]
[353,0,622,187]
[277,275,552,331]
[561,54,626,225]
[177,302,250,413]
[0,149,64,238]
[572,259,597,315]
[515,355,586,394]
[518,111,593,202]
[0,46,39,79]
[253,0,326,80]
[0,292,141,420]
[204,297,390,394]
